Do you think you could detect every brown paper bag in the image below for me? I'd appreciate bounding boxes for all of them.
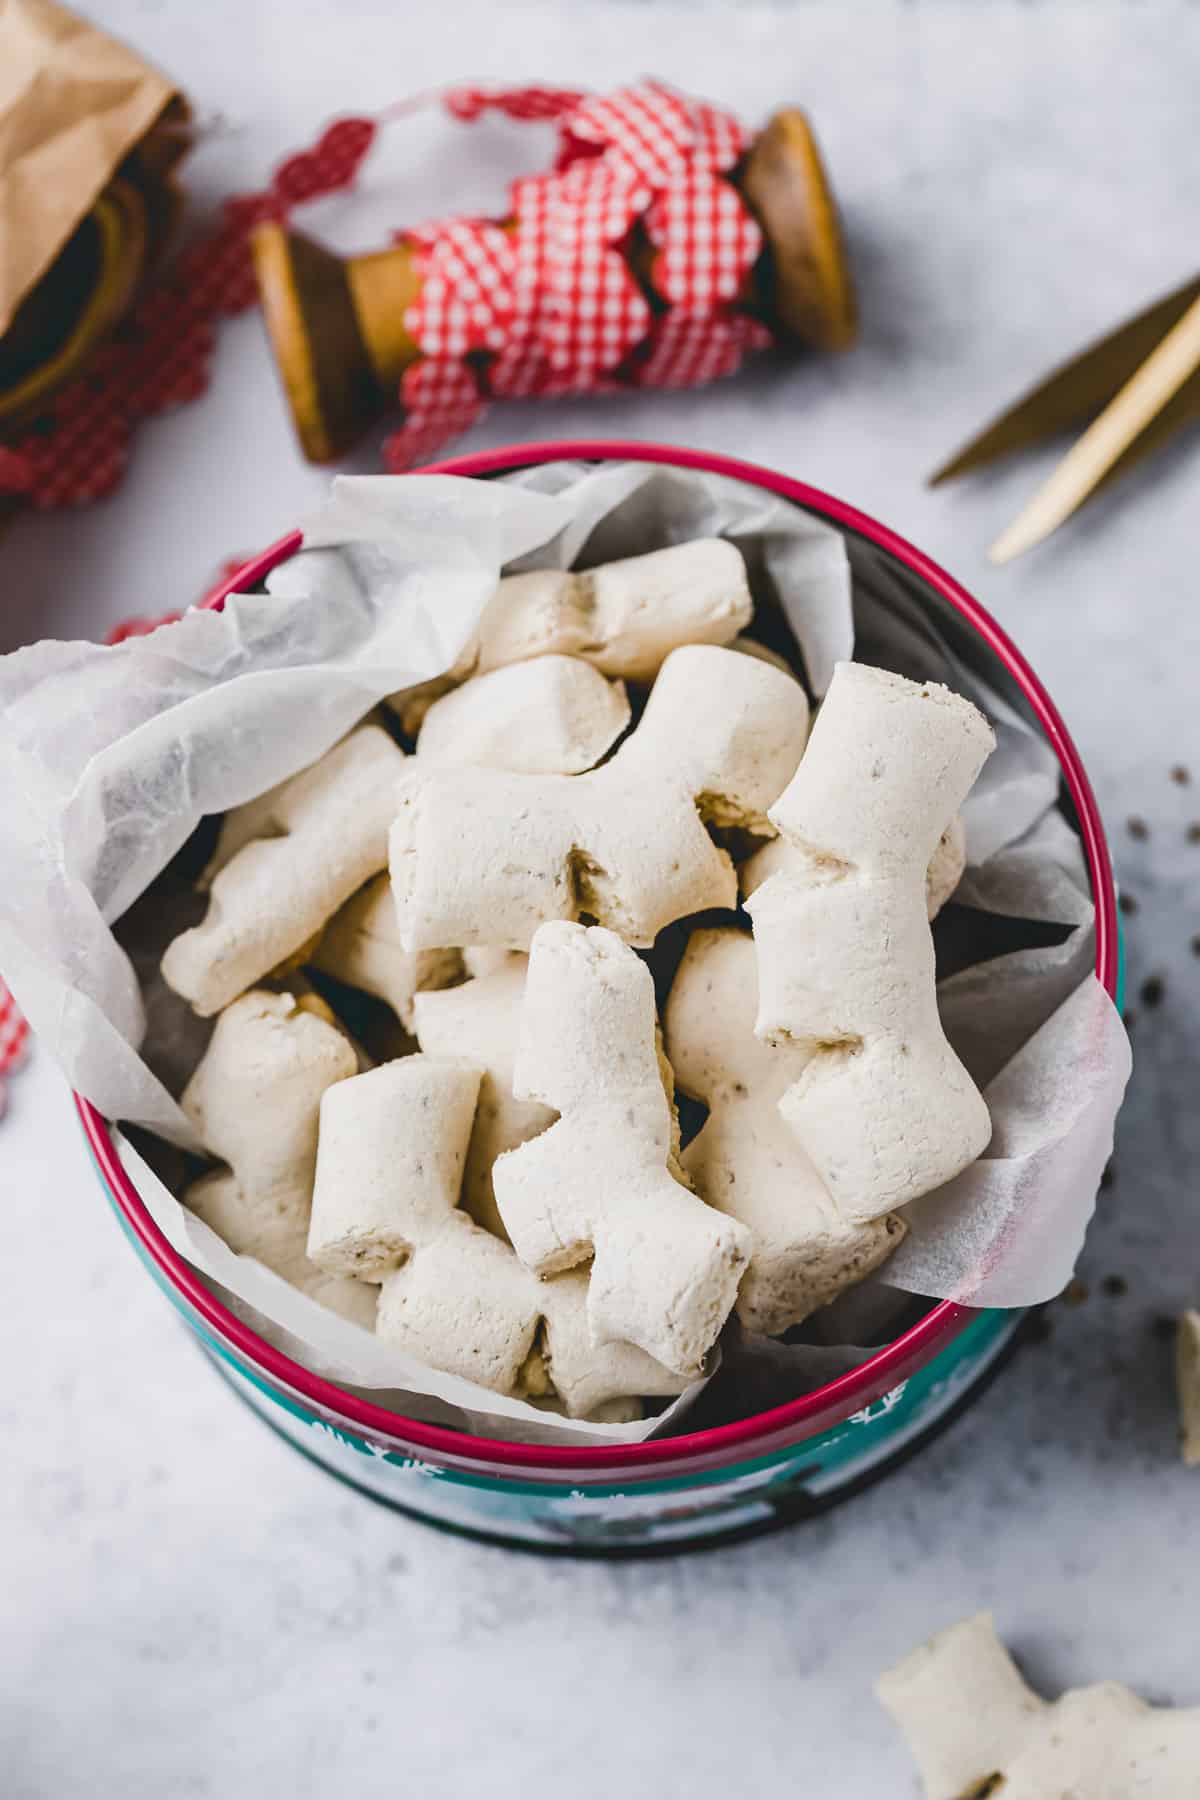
[0,0,181,334]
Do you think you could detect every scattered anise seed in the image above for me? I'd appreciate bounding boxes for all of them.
[1140,974,1165,1009]
[1127,816,1149,840]
[1101,1274,1128,1297]
[1118,891,1138,916]
[1170,764,1190,786]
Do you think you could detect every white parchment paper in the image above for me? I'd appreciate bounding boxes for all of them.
[112,1130,709,1448]
[0,475,572,1145]
[0,462,1130,1440]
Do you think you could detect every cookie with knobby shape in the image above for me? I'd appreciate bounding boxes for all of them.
[164,724,406,1017]
[493,921,751,1376]
[665,927,905,1336]
[878,1611,1200,1799]
[306,1052,684,1416]
[746,661,995,1220]
[181,989,373,1327]
[412,955,548,1241]
[415,653,630,775]
[391,536,753,731]
[392,644,810,952]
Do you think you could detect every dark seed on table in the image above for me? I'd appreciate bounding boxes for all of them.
[1191,934,1200,958]
[1170,764,1190,786]
[1101,1273,1128,1297]
[1122,1008,1137,1032]
[1188,823,1200,845]
[1127,816,1149,840]
[1118,891,1138,916]
[1140,974,1165,1009]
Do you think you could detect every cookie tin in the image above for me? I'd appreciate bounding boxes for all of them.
[77,441,1121,1553]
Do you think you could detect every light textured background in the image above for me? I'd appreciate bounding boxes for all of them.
[3,3,1199,1795]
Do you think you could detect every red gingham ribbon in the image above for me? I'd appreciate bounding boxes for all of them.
[0,980,28,1070]
[384,80,768,468]
[0,977,28,1117]
[636,310,774,389]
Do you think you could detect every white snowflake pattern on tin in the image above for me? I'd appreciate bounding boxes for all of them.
[848,1381,909,1427]
[561,1487,629,1510]
[404,1458,447,1479]
[311,1419,358,1451]
[310,1420,445,1476]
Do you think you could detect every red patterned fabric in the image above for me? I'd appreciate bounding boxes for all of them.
[644,172,762,316]
[0,980,28,1072]
[0,975,28,1115]
[388,359,488,469]
[400,219,515,359]
[385,80,769,468]
[637,310,774,389]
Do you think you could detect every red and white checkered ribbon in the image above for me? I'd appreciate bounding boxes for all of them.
[385,80,769,468]
[0,977,29,1114]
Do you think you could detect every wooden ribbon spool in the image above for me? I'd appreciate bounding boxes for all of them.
[251,108,857,464]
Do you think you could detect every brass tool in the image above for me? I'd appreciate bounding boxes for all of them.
[931,272,1200,564]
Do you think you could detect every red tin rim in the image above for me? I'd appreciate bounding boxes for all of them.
[76,439,1118,1475]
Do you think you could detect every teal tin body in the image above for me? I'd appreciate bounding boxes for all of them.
[78,442,1121,1555]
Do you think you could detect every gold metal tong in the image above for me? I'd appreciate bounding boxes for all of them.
[930,272,1200,563]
